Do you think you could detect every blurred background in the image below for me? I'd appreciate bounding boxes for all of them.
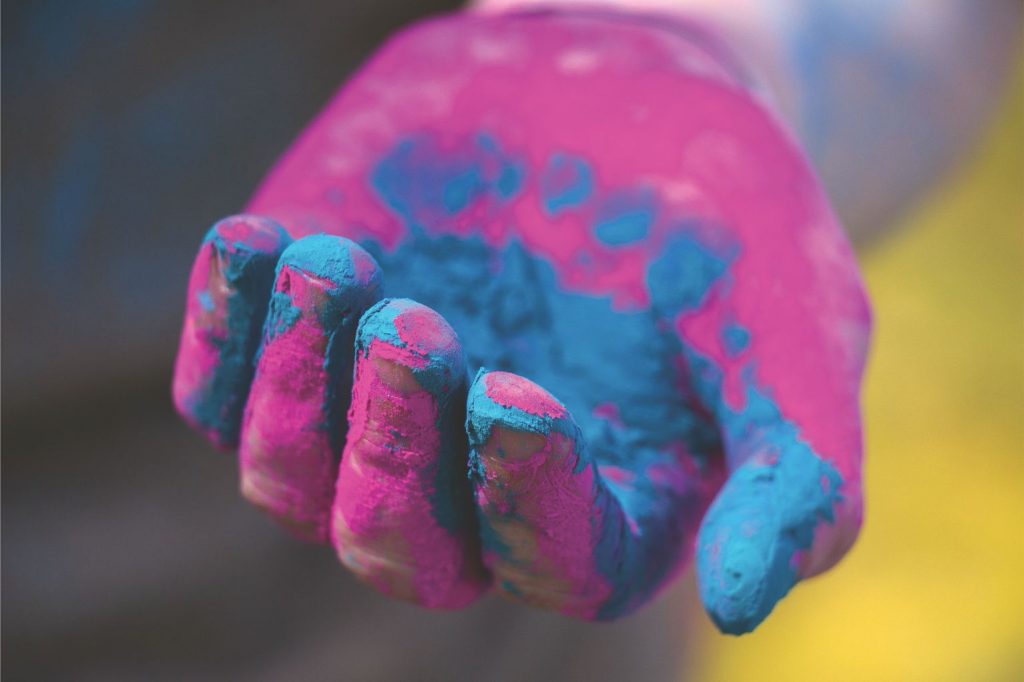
[3,1,1022,680]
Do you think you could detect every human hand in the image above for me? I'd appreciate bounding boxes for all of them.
[172,9,871,634]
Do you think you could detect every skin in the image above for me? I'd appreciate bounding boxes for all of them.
[172,9,871,634]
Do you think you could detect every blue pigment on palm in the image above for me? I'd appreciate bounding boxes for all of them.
[442,170,485,213]
[593,189,657,246]
[373,134,524,230]
[647,232,734,314]
[540,153,594,215]
[364,230,721,618]
[722,323,751,356]
[356,132,844,625]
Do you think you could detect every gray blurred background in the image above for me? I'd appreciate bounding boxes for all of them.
[2,1,693,679]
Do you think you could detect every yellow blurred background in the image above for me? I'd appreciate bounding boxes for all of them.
[690,59,1024,681]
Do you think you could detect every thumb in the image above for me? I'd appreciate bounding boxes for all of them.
[666,149,871,635]
[695,384,850,634]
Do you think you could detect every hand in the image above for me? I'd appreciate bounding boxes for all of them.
[172,9,871,634]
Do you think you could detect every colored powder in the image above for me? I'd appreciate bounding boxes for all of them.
[237,234,383,542]
[686,349,846,633]
[647,232,733,315]
[373,134,525,231]
[228,10,869,627]
[175,215,291,447]
[722,323,751,356]
[593,189,658,246]
[365,228,723,618]
[540,153,594,216]
[334,298,487,606]
[355,298,475,532]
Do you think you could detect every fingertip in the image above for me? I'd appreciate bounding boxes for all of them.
[277,232,379,275]
[466,369,577,447]
[274,234,383,310]
[261,235,383,380]
[697,518,796,635]
[696,446,845,635]
[465,370,585,503]
[356,298,466,397]
[203,214,292,262]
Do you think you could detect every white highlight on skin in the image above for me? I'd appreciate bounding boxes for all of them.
[558,48,601,73]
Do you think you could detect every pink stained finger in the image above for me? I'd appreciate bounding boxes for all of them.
[332,299,489,609]
[240,235,382,542]
[172,215,291,449]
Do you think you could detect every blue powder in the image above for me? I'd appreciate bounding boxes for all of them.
[478,133,525,200]
[355,297,407,349]
[350,132,841,626]
[364,229,722,619]
[593,189,657,246]
[722,323,751,356]
[696,416,843,634]
[262,290,302,343]
[496,163,524,199]
[197,290,215,312]
[373,134,525,230]
[687,352,845,634]
[363,235,718,461]
[442,169,485,214]
[540,153,594,215]
[594,211,653,246]
[276,233,359,285]
[647,232,733,315]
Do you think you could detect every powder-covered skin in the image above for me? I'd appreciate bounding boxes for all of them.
[239,236,383,542]
[172,9,871,634]
[173,215,291,448]
[333,299,488,608]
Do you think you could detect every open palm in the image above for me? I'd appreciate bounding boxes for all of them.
[173,10,871,634]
